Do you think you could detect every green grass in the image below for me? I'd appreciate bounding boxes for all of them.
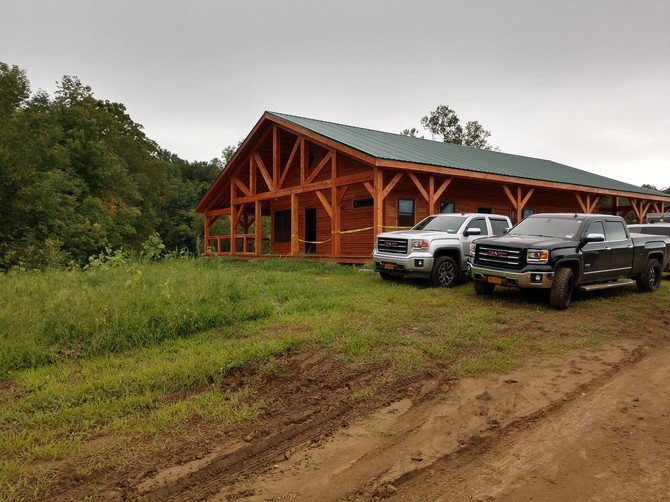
[1,259,668,500]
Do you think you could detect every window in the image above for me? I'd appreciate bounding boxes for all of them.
[353,198,374,208]
[440,202,455,213]
[586,220,605,238]
[490,218,509,236]
[274,210,291,242]
[604,220,627,241]
[522,208,535,219]
[477,206,492,214]
[398,199,415,227]
[467,218,488,235]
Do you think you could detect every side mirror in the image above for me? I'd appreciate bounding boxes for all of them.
[583,233,605,243]
[503,227,511,234]
[464,227,482,237]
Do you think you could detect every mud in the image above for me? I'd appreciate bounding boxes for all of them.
[42,309,670,502]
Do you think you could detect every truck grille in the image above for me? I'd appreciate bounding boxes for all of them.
[377,237,408,255]
[476,245,524,269]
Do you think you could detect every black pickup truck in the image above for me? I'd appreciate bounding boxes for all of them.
[469,213,670,309]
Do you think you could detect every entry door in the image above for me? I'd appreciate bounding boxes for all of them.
[305,208,317,254]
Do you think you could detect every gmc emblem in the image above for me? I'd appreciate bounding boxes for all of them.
[488,250,506,258]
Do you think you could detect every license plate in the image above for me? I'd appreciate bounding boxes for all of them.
[487,276,503,285]
[384,263,395,270]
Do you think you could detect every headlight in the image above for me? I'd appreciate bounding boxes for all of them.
[527,249,549,264]
[469,243,476,254]
[411,239,429,250]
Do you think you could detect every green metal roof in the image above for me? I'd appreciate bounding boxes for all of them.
[268,111,668,199]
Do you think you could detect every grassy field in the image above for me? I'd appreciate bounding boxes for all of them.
[1,258,668,500]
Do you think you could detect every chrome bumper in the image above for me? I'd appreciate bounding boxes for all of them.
[469,264,554,288]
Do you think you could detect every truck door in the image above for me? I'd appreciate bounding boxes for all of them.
[581,220,611,282]
[604,219,633,278]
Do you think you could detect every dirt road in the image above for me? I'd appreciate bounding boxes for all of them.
[114,312,670,502]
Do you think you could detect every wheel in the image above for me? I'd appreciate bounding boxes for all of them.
[430,256,458,288]
[549,267,574,310]
[636,259,662,292]
[474,280,495,295]
[379,272,402,282]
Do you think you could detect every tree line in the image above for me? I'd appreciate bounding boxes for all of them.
[2,61,667,270]
[1,62,222,270]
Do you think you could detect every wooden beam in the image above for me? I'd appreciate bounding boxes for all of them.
[255,200,262,256]
[273,126,280,188]
[249,156,256,195]
[336,185,349,206]
[204,210,211,255]
[233,178,251,197]
[306,151,332,184]
[331,151,340,257]
[363,181,374,197]
[380,172,403,200]
[205,208,231,217]
[278,137,300,189]
[503,185,535,223]
[291,193,299,255]
[575,193,601,213]
[253,152,275,191]
[433,177,453,203]
[230,183,237,256]
[335,170,374,187]
[315,190,333,219]
[408,173,429,203]
[374,167,383,235]
[300,137,306,185]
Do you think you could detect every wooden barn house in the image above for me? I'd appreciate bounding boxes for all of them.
[195,112,670,263]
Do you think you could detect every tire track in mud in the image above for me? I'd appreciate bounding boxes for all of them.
[132,358,437,502]
[357,342,655,500]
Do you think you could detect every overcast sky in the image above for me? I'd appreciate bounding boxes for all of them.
[2,0,669,190]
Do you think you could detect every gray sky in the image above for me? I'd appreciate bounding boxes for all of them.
[2,0,669,190]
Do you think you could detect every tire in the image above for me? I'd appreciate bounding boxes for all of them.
[549,267,574,310]
[474,280,495,295]
[430,256,458,288]
[636,259,662,292]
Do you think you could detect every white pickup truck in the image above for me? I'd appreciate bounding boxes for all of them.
[372,213,512,287]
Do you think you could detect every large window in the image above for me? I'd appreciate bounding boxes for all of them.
[274,210,291,242]
[398,199,415,227]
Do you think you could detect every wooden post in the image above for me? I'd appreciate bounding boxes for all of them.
[331,152,340,257]
[255,200,262,256]
[203,213,210,255]
[273,126,280,188]
[291,193,299,256]
[373,167,383,235]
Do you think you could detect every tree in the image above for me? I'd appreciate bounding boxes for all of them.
[0,62,222,269]
[0,63,30,117]
[418,104,496,150]
[221,140,243,168]
[400,127,419,138]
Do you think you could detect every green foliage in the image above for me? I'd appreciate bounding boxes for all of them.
[0,62,220,270]
[417,104,496,150]
[140,231,165,261]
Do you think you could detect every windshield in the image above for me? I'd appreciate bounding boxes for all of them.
[412,215,467,233]
[509,216,583,239]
